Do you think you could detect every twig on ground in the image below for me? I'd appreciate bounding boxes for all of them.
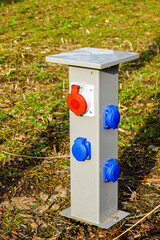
[126,185,133,193]
[126,209,160,219]
[113,204,160,240]
[1,150,70,159]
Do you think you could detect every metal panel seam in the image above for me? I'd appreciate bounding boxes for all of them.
[97,70,101,223]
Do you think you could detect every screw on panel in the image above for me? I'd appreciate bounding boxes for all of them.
[114,216,119,221]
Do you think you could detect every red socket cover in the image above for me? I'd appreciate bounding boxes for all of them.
[67,85,87,116]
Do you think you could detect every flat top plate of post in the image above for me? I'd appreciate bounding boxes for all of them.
[46,47,139,70]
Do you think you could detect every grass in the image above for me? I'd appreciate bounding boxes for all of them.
[0,0,160,239]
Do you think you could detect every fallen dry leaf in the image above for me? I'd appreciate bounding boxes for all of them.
[48,195,57,202]
[36,219,45,225]
[30,222,38,232]
[143,178,160,186]
[98,231,106,238]
[148,179,160,183]
[89,232,95,238]
[34,205,50,214]
[11,197,36,204]
[40,222,48,229]
[0,201,14,210]
[47,237,57,240]
[129,219,141,224]
[11,233,18,239]
[32,236,45,240]
[128,234,141,239]
[79,230,85,236]
[36,219,48,229]
[55,185,68,198]
[59,189,68,197]
[10,197,37,210]
[51,204,60,211]
[39,192,49,201]
[129,191,137,201]
[147,103,154,108]
[55,185,63,192]
[66,226,73,234]
[123,192,131,196]
[140,223,154,230]
[19,214,33,218]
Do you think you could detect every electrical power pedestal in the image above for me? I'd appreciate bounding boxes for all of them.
[46,47,139,229]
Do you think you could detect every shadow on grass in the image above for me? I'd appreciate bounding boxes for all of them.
[0,107,159,203]
[118,104,159,206]
[0,113,69,202]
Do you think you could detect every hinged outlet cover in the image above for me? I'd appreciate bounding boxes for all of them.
[70,83,95,117]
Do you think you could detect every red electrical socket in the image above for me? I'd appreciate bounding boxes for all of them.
[67,84,87,116]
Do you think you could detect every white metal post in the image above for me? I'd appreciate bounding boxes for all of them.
[46,48,139,229]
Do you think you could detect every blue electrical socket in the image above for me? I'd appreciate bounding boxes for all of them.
[72,137,91,161]
[103,159,120,183]
[103,105,120,129]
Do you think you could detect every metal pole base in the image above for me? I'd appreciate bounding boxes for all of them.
[60,207,129,229]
